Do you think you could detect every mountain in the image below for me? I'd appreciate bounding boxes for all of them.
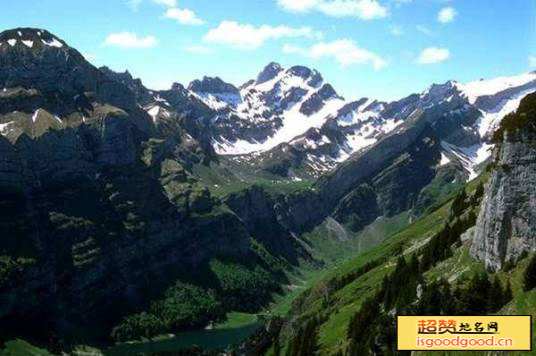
[1,27,536,354]
[471,92,536,271]
[265,92,536,356]
[167,62,535,181]
[98,57,536,183]
[0,28,311,346]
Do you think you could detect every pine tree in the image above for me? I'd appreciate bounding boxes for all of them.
[440,280,455,315]
[475,182,484,198]
[451,189,468,217]
[273,336,281,356]
[488,275,504,312]
[463,272,491,314]
[347,296,380,355]
[503,280,513,304]
[523,254,536,291]
[291,317,318,356]
[284,340,293,356]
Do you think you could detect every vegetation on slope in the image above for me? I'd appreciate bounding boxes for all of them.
[268,175,498,355]
[492,92,536,143]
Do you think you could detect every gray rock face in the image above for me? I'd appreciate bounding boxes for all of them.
[0,28,280,341]
[299,84,341,116]
[317,109,428,206]
[188,76,239,96]
[256,62,283,85]
[0,28,138,116]
[471,129,536,270]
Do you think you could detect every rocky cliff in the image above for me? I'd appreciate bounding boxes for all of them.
[471,93,536,270]
[0,28,302,344]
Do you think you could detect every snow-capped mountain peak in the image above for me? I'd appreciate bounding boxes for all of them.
[455,72,536,105]
[255,62,284,85]
[132,63,536,181]
[183,63,348,155]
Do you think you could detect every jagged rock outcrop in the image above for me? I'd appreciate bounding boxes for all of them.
[188,76,240,96]
[471,93,536,270]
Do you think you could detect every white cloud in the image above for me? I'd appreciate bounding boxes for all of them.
[283,39,387,69]
[417,47,450,64]
[416,25,433,36]
[204,21,319,50]
[438,7,457,23]
[529,56,536,68]
[389,25,403,36]
[104,32,157,49]
[152,0,177,7]
[277,0,388,20]
[277,0,319,12]
[184,45,211,54]
[128,0,176,10]
[165,8,204,25]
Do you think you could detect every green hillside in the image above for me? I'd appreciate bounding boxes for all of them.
[264,173,535,355]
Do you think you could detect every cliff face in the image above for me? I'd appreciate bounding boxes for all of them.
[0,122,253,340]
[471,94,536,270]
[0,28,288,343]
[316,109,428,207]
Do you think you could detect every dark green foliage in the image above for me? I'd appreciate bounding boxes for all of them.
[504,280,513,303]
[333,184,379,232]
[372,315,398,356]
[420,272,513,316]
[488,275,505,312]
[347,266,516,355]
[383,256,420,311]
[492,92,536,143]
[523,254,536,291]
[326,258,387,297]
[111,283,221,342]
[111,312,163,342]
[289,317,319,356]
[346,240,516,355]
[472,182,485,205]
[420,225,453,270]
[0,256,36,286]
[209,259,279,311]
[421,204,477,271]
[454,272,492,315]
[450,188,468,218]
[347,296,381,356]
[415,279,455,315]
[273,335,281,356]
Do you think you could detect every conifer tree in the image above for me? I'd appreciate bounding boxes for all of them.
[488,275,504,312]
[451,189,468,217]
[523,254,536,291]
[503,280,513,304]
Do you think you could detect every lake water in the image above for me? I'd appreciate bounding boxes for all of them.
[104,319,264,355]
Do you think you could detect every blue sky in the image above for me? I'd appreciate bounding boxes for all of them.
[1,0,535,101]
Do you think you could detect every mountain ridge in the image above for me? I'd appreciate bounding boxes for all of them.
[1,27,536,353]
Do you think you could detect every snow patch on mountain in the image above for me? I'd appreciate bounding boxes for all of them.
[456,72,536,104]
[442,141,493,180]
[476,87,536,138]
[209,64,346,155]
